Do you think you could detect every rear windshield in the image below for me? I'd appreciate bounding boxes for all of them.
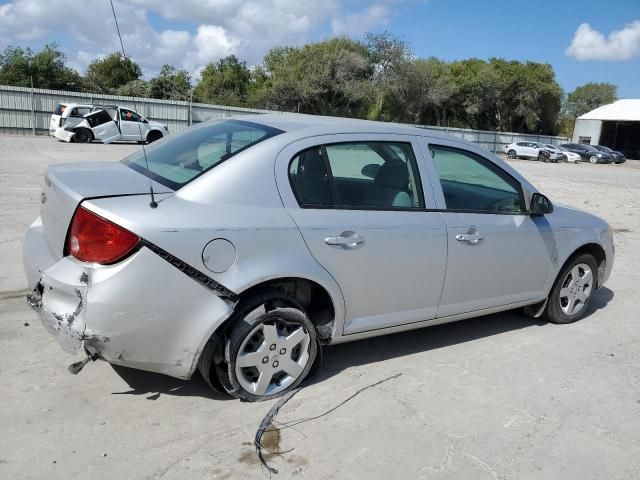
[54,104,67,116]
[122,119,282,190]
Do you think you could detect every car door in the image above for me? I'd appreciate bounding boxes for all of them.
[419,139,555,317]
[119,108,145,141]
[276,134,447,335]
[84,110,121,143]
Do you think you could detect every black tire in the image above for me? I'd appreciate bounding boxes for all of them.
[507,149,517,159]
[543,253,598,324]
[198,291,319,401]
[74,128,93,143]
[538,152,547,162]
[146,131,162,143]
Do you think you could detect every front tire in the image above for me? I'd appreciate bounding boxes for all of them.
[507,149,517,159]
[589,155,598,164]
[543,254,597,324]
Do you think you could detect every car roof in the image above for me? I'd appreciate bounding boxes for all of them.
[234,113,450,138]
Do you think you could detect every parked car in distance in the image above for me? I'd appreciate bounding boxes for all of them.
[52,104,169,144]
[50,103,93,137]
[560,143,613,164]
[592,145,626,164]
[24,114,614,402]
[544,144,580,163]
[504,142,563,162]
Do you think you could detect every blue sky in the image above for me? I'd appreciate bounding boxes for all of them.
[1,0,639,97]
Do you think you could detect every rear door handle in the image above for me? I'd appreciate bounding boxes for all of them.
[455,225,483,244]
[324,230,365,249]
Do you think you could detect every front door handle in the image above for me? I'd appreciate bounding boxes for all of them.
[324,230,365,249]
[455,225,483,244]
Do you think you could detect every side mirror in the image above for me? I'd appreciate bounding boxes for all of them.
[533,145,539,149]
[530,193,553,216]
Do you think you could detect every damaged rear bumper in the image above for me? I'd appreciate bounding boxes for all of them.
[23,217,235,379]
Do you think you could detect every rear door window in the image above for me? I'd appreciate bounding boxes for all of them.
[288,141,424,210]
[85,110,115,128]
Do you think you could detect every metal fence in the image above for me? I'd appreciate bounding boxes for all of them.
[0,85,568,152]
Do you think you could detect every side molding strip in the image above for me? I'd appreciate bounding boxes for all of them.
[141,240,239,302]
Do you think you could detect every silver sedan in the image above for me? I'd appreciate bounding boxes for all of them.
[23,114,614,401]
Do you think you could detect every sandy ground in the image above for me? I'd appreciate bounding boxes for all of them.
[1,135,639,480]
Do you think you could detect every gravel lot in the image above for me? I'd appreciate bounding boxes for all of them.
[1,135,639,480]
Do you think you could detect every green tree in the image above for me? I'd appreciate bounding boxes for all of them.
[0,44,82,90]
[564,82,617,118]
[194,55,251,106]
[364,32,413,121]
[84,52,142,94]
[406,58,458,125]
[148,65,191,100]
[116,79,149,97]
[255,37,374,117]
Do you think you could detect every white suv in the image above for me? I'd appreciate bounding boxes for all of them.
[50,103,93,137]
[52,104,169,144]
[504,142,563,162]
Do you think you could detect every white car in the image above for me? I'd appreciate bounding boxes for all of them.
[50,103,93,137]
[504,142,563,162]
[544,144,581,163]
[53,105,169,144]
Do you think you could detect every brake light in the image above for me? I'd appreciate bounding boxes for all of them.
[66,207,139,264]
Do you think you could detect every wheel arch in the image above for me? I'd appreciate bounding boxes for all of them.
[145,129,163,142]
[560,242,606,288]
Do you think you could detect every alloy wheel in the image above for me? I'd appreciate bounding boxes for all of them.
[234,319,311,396]
[589,155,598,164]
[559,263,593,316]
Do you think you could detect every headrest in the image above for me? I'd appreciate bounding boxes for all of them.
[374,159,409,190]
[301,148,326,176]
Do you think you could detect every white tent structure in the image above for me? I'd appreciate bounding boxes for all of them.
[573,99,640,159]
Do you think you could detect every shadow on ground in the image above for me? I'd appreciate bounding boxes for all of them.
[109,287,614,400]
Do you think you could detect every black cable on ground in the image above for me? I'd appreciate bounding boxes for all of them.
[254,373,403,475]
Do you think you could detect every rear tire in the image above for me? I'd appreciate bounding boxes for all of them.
[198,291,319,402]
[74,128,93,143]
[538,152,547,162]
[589,155,598,164]
[543,254,597,324]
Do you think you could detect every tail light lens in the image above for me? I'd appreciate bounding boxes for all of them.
[66,207,139,264]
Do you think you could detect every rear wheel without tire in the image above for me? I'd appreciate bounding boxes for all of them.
[74,128,93,143]
[543,254,597,324]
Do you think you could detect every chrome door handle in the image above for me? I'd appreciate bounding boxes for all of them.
[455,233,483,244]
[456,226,484,244]
[324,231,365,249]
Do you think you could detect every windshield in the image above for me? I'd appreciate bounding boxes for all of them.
[123,119,282,190]
[597,145,612,152]
[556,146,568,152]
[544,144,556,150]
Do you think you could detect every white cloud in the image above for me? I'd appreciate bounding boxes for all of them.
[566,21,640,61]
[0,0,409,78]
[332,4,392,36]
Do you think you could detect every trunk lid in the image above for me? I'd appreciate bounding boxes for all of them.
[41,161,173,256]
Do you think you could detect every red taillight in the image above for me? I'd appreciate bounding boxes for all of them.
[66,207,139,264]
